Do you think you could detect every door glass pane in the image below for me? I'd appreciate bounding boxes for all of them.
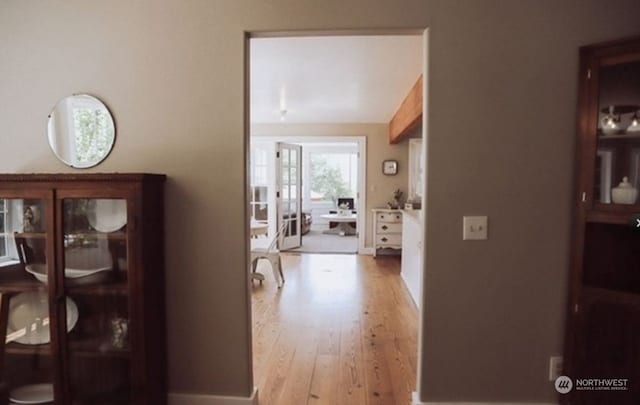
[62,198,131,404]
[290,148,297,165]
[0,199,55,403]
[595,60,640,205]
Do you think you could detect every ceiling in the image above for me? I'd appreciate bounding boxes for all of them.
[250,35,423,124]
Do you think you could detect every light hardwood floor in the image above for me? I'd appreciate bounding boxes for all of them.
[251,253,418,405]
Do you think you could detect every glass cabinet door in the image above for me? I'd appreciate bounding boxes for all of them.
[593,56,640,206]
[0,197,56,404]
[61,198,130,404]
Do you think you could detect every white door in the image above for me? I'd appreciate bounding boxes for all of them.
[277,143,302,250]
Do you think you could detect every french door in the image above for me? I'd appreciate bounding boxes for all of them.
[277,143,302,250]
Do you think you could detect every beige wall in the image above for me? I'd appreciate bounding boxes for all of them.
[252,123,409,248]
[1,0,640,402]
[422,0,640,402]
[0,0,429,398]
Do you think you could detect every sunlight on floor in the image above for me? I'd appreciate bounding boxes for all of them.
[251,253,417,405]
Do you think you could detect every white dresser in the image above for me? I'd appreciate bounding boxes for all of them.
[372,208,403,257]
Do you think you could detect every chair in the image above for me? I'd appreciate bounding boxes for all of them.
[14,232,46,265]
[250,222,286,287]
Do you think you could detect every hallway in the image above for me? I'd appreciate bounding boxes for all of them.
[251,253,418,405]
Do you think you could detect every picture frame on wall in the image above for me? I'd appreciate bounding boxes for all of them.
[382,160,398,175]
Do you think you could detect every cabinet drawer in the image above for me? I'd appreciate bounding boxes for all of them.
[377,212,402,223]
[376,234,402,245]
[376,222,402,234]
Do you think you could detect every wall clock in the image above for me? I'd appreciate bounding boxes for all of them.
[382,160,398,175]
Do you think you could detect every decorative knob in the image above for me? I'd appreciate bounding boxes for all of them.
[382,237,388,242]
[382,225,388,230]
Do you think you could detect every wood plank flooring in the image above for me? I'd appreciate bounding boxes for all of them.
[251,253,418,405]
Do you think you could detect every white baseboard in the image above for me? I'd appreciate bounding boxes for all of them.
[411,394,556,405]
[359,247,374,255]
[419,402,556,405]
[420,402,557,405]
[169,387,258,405]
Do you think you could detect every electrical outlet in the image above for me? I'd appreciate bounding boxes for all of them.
[549,356,563,381]
[462,216,488,240]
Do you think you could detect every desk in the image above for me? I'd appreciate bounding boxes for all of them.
[250,222,268,237]
[320,214,357,236]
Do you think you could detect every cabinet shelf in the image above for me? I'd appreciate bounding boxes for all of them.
[585,209,638,225]
[0,265,129,295]
[581,286,640,309]
[598,132,640,140]
[65,231,127,240]
[8,232,46,238]
[5,340,130,359]
[68,337,131,359]
[0,231,127,240]
[5,342,51,356]
[592,202,640,212]
[66,282,129,296]
[0,264,50,293]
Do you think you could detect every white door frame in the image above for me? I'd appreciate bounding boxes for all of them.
[251,135,367,254]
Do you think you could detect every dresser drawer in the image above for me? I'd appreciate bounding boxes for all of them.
[376,212,402,223]
[376,222,402,234]
[375,233,402,246]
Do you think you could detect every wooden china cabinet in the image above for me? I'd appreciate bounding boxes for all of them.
[564,37,640,404]
[0,174,166,405]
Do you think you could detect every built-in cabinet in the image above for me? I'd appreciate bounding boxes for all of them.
[400,210,422,308]
[564,36,640,404]
[408,139,424,203]
[0,174,166,405]
[372,209,402,257]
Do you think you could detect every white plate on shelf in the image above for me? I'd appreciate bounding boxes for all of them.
[24,243,113,284]
[25,264,111,284]
[6,291,78,345]
[9,383,54,404]
[86,199,127,233]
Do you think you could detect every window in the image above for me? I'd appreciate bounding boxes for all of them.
[72,107,113,164]
[0,199,7,259]
[308,152,357,203]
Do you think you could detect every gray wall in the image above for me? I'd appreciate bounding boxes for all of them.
[1,0,640,402]
[422,0,640,402]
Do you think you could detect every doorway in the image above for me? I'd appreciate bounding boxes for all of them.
[247,32,427,395]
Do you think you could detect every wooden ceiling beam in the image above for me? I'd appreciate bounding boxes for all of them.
[388,75,423,144]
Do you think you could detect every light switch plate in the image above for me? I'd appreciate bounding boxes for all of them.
[463,216,488,240]
[549,356,563,381]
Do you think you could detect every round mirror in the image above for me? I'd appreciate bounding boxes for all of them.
[47,94,115,168]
